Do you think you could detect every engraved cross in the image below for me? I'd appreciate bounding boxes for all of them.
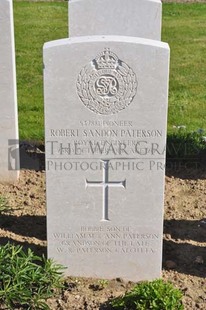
[86,160,126,221]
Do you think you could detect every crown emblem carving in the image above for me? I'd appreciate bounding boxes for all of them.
[95,48,118,69]
[77,48,137,115]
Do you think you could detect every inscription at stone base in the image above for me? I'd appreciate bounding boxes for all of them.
[44,36,169,281]
[53,227,160,255]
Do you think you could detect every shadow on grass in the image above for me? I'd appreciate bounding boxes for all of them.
[166,132,206,179]
[20,142,45,171]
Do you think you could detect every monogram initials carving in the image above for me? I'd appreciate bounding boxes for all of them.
[96,75,118,96]
[77,49,138,115]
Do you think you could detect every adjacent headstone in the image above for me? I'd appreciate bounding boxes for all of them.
[69,0,162,40]
[44,36,170,281]
[0,0,19,182]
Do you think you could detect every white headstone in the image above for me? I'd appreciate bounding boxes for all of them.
[0,0,19,182]
[69,0,162,40]
[44,36,170,281]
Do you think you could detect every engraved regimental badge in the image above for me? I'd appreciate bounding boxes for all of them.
[77,48,137,115]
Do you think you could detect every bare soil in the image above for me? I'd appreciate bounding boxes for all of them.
[0,164,206,309]
[2,0,205,308]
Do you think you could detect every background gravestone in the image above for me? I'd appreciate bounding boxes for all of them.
[44,36,170,281]
[69,0,162,40]
[0,0,19,182]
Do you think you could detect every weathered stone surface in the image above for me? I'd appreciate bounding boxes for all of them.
[69,0,162,40]
[44,35,169,281]
[0,0,19,182]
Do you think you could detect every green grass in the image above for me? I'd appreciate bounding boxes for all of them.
[0,196,11,214]
[162,4,206,134]
[14,2,206,141]
[0,244,184,310]
[0,243,64,309]
[14,0,68,141]
[111,279,184,310]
